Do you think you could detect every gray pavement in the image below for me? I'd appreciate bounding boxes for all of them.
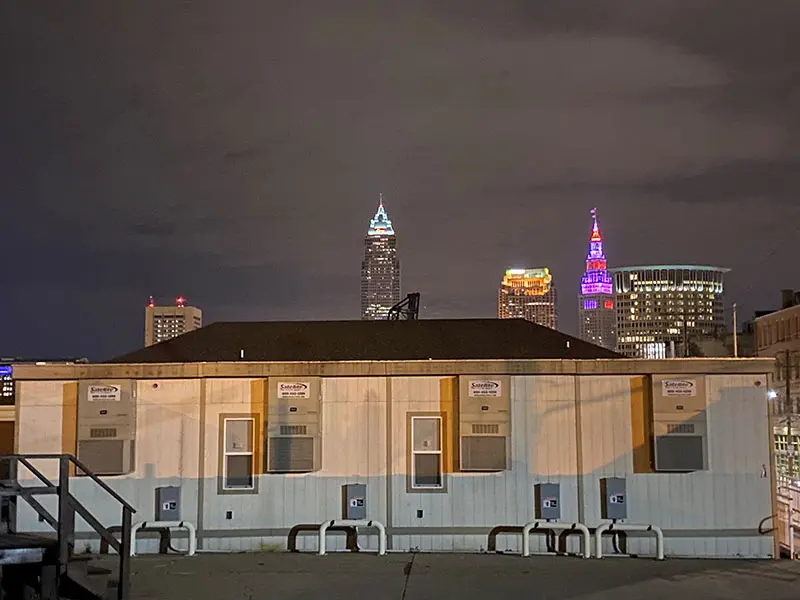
[114,552,800,600]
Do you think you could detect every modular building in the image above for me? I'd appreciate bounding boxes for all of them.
[7,320,778,558]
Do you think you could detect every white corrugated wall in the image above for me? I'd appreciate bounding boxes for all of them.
[12,371,773,557]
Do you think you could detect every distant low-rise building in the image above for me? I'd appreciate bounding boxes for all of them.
[754,290,800,478]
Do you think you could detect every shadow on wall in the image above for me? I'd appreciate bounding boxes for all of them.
[6,378,775,557]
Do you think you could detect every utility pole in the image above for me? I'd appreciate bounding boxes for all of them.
[732,302,738,358]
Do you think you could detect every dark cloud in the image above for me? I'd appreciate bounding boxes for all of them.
[1,0,799,359]
[640,159,800,205]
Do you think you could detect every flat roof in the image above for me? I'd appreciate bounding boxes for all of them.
[753,304,800,321]
[610,265,731,273]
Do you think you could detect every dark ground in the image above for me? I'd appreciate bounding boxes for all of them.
[102,551,800,600]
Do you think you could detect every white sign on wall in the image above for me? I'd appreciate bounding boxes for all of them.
[661,379,697,397]
[468,380,502,397]
[277,381,311,399]
[88,384,121,402]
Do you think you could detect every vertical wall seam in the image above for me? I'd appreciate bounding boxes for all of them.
[196,377,207,549]
[765,372,780,559]
[385,374,393,549]
[574,375,585,524]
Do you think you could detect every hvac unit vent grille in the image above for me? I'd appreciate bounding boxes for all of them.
[90,427,117,439]
[461,436,506,471]
[655,435,704,471]
[471,423,500,435]
[666,423,695,434]
[77,440,133,475]
[279,425,307,436]
[268,437,314,473]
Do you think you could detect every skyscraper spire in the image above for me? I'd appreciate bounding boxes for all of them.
[584,208,608,272]
[590,207,602,243]
[368,194,394,236]
[578,208,616,350]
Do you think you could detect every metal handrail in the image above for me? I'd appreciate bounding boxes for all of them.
[68,454,137,512]
[18,457,55,488]
[3,453,136,512]
[1,453,137,600]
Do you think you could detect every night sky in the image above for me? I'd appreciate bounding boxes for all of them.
[2,1,800,360]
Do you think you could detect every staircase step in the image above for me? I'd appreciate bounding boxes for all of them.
[0,532,57,566]
[63,562,113,600]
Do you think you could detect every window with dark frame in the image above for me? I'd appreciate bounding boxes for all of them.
[223,417,255,491]
[411,415,443,490]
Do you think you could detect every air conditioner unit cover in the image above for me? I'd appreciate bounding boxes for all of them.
[268,437,315,472]
[77,439,135,475]
[461,436,507,471]
[654,435,705,471]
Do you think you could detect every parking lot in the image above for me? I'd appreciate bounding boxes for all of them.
[113,552,800,600]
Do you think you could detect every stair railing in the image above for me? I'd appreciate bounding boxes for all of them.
[0,453,136,600]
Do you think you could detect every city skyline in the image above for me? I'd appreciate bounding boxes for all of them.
[2,1,799,360]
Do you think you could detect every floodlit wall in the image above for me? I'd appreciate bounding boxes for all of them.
[11,360,775,558]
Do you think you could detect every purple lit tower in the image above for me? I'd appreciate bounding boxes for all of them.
[578,209,617,350]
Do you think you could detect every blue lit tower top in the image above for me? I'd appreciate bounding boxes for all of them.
[580,208,613,295]
[367,193,395,236]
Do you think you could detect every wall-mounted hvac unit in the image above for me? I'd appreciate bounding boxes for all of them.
[458,375,510,471]
[266,377,321,473]
[651,375,708,472]
[77,380,137,475]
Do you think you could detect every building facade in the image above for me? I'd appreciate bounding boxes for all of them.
[754,289,800,478]
[361,197,401,320]
[144,297,202,347]
[0,364,13,458]
[498,268,557,329]
[578,210,616,350]
[0,358,89,463]
[613,265,728,358]
[11,357,775,558]
[1,364,12,406]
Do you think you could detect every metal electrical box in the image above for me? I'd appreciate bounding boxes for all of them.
[600,477,627,520]
[342,483,366,520]
[458,375,510,471]
[534,483,561,521]
[266,377,322,473]
[77,380,137,475]
[155,486,181,521]
[651,375,708,472]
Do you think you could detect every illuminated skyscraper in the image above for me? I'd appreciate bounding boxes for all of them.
[498,268,558,329]
[578,209,616,350]
[613,265,728,358]
[361,195,401,320]
[144,296,203,347]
